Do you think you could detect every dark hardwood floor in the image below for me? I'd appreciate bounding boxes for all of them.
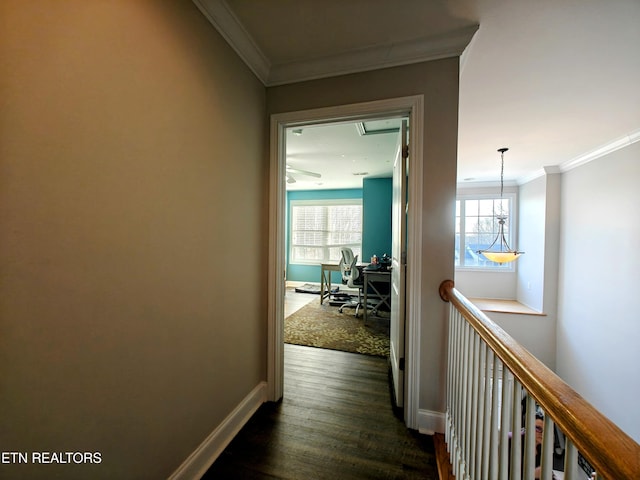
[202,344,438,479]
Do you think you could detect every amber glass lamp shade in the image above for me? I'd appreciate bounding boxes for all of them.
[479,250,522,264]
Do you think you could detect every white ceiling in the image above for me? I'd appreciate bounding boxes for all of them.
[285,119,404,190]
[195,0,640,189]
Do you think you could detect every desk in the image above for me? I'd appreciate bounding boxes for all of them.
[320,263,341,305]
[363,270,391,324]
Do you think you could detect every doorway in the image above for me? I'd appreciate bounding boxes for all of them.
[267,96,424,428]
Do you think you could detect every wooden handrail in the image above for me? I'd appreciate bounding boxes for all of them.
[439,280,640,480]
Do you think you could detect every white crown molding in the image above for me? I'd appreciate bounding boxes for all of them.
[267,25,479,86]
[559,129,640,173]
[516,165,561,185]
[192,0,270,84]
[514,130,640,186]
[193,0,478,86]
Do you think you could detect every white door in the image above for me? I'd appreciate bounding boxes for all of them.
[390,119,408,408]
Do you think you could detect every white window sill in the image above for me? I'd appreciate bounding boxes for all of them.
[469,298,545,316]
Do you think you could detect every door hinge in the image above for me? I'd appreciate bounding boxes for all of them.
[402,144,409,159]
[399,358,405,371]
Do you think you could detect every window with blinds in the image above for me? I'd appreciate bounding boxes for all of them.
[290,199,362,264]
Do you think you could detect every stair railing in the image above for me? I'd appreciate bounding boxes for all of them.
[439,280,639,480]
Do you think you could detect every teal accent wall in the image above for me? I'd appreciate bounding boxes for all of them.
[362,177,392,261]
[286,189,362,284]
[286,180,392,284]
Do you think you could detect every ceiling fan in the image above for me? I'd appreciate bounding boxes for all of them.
[285,165,321,184]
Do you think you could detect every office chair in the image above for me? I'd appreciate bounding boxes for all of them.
[338,247,355,284]
[339,254,365,316]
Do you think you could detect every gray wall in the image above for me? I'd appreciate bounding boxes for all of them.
[0,1,267,478]
[557,141,640,442]
[267,58,460,419]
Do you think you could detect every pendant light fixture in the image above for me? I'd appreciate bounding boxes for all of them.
[476,147,524,264]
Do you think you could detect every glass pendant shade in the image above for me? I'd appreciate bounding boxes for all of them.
[480,251,522,264]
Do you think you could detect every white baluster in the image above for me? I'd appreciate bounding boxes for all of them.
[446,306,454,450]
[498,369,512,480]
[540,413,554,480]
[510,380,523,480]
[470,332,480,479]
[564,440,578,480]
[481,345,492,480]
[523,394,537,479]
[454,311,464,478]
[448,308,458,475]
[489,356,501,480]
[461,321,471,478]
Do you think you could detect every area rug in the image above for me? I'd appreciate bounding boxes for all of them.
[285,300,390,357]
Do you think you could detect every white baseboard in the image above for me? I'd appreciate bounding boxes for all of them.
[168,382,267,480]
[417,409,446,435]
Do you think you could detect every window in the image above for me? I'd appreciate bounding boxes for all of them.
[290,199,362,264]
[455,194,517,270]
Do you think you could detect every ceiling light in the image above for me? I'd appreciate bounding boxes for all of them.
[476,148,524,264]
[291,128,303,136]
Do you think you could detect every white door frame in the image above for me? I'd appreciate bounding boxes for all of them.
[267,95,424,428]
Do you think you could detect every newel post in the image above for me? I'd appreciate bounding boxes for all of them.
[439,279,455,302]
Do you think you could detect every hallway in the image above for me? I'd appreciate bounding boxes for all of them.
[202,343,437,479]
